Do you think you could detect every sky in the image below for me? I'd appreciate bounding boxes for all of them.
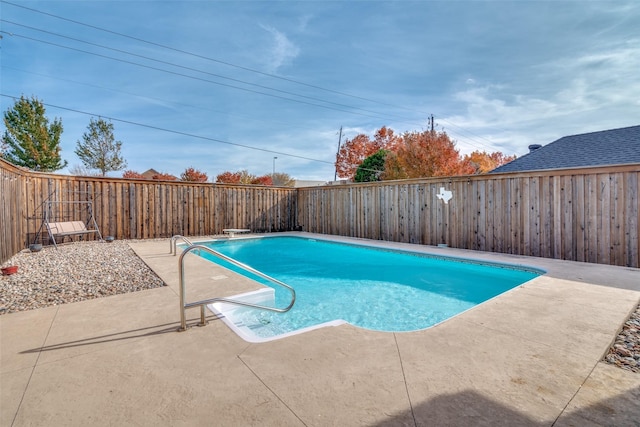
[1,1,639,182]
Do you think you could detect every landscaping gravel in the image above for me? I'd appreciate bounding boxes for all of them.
[604,303,640,373]
[1,240,638,373]
[0,240,165,315]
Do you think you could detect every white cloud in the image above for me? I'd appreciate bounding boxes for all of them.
[442,38,640,157]
[259,24,300,73]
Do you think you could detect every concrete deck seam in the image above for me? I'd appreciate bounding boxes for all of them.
[235,340,254,358]
[550,360,600,426]
[236,354,309,426]
[10,305,59,427]
[393,332,417,427]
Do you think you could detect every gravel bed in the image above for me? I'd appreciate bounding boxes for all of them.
[0,240,165,315]
[1,241,638,373]
[604,303,640,373]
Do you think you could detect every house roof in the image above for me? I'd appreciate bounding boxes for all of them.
[141,168,160,179]
[491,125,640,173]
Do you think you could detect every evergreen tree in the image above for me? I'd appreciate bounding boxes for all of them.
[75,117,127,176]
[2,96,67,171]
[355,150,388,182]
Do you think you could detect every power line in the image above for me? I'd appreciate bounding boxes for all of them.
[1,2,506,152]
[1,0,414,111]
[0,93,334,165]
[1,65,302,129]
[1,19,422,124]
[2,31,430,128]
[1,0,505,147]
[9,61,500,158]
[0,94,502,177]
[437,118,504,150]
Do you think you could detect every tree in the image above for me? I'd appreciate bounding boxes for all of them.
[371,126,402,151]
[68,164,102,176]
[238,170,256,184]
[216,171,242,184]
[251,175,273,186]
[1,95,67,171]
[216,170,274,185]
[271,172,295,187]
[383,130,473,179]
[355,149,388,182]
[181,167,208,182]
[462,151,517,174]
[152,172,177,181]
[75,117,126,176]
[335,133,370,179]
[335,126,401,180]
[122,170,145,179]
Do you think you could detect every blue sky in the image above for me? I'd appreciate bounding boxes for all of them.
[1,1,639,181]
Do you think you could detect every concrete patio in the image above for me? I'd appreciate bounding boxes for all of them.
[1,233,639,426]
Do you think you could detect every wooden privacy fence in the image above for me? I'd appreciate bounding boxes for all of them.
[0,160,24,263]
[2,158,639,268]
[297,164,639,268]
[0,158,297,263]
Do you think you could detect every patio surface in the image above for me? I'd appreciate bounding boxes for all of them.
[1,232,639,426]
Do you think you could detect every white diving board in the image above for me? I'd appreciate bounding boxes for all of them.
[222,228,251,238]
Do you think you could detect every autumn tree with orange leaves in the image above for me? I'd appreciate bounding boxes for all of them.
[181,167,208,182]
[251,175,273,186]
[335,134,372,180]
[383,130,473,179]
[335,126,401,180]
[122,170,145,179]
[216,171,241,184]
[462,151,516,174]
[216,170,273,185]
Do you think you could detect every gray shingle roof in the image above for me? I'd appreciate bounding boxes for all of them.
[491,125,640,173]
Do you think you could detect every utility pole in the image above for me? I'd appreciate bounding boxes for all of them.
[333,126,343,181]
[429,114,435,133]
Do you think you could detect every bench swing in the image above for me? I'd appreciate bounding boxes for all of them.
[32,190,104,249]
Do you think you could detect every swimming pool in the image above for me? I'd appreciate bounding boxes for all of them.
[196,236,542,342]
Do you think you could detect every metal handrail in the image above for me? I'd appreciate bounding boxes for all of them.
[170,235,193,255]
[178,244,296,331]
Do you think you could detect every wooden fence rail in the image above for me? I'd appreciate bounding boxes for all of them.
[2,158,638,268]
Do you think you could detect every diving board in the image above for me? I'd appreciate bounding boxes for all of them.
[222,228,251,238]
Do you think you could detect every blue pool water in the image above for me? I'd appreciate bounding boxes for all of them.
[197,236,541,340]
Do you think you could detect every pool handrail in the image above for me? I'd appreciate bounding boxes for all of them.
[170,235,193,256]
[178,244,296,331]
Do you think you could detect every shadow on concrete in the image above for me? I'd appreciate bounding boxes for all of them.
[554,385,640,427]
[19,314,224,354]
[369,386,640,427]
